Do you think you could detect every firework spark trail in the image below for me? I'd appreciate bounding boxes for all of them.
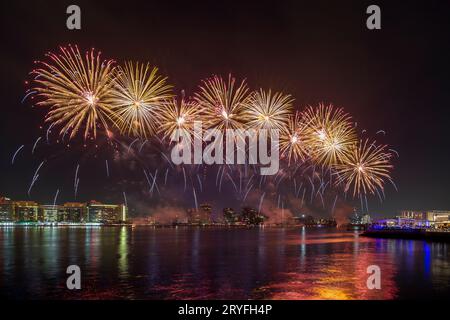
[150,170,160,195]
[123,191,128,208]
[277,194,281,208]
[74,179,80,199]
[331,195,338,216]
[128,138,139,153]
[146,169,160,196]
[365,195,369,213]
[182,167,187,191]
[105,160,110,177]
[32,137,42,155]
[239,170,242,194]
[389,149,400,158]
[143,169,152,191]
[318,192,325,209]
[226,173,239,193]
[243,184,254,203]
[11,145,24,165]
[219,167,226,192]
[46,123,55,144]
[161,152,174,169]
[164,168,169,185]
[192,187,198,212]
[258,192,266,214]
[28,160,45,196]
[275,175,285,189]
[28,175,39,196]
[196,174,203,192]
[301,188,306,207]
[215,166,222,187]
[53,189,60,208]
[296,182,303,198]
[21,90,36,104]
[73,164,80,198]
[375,188,384,203]
[139,140,148,153]
[308,177,315,203]
[245,174,254,191]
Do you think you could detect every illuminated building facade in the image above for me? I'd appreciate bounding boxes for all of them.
[63,202,87,222]
[199,203,212,224]
[223,207,238,224]
[0,196,127,224]
[38,205,60,222]
[0,197,15,221]
[14,201,39,222]
[87,201,127,223]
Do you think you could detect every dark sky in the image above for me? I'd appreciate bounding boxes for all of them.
[1,0,450,216]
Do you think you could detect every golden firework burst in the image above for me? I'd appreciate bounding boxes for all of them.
[302,104,357,167]
[32,45,117,140]
[245,89,293,130]
[279,111,310,163]
[157,96,202,140]
[109,61,173,138]
[194,74,251,130]
[334,140,393,198]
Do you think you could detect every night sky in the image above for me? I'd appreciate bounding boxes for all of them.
[1,0,450,217]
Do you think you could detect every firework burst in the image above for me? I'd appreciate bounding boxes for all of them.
[157,95,202,140]
[302,104,357,167]
[32,45,117,140]
[334,140,393,198]
[279,112,310,164]
[245,89,293,130]
[109,61,173,138]
[194,74,251,130]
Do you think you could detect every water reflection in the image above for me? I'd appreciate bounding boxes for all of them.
[0,227,449,299]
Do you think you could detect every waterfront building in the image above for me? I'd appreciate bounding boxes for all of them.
[425,210,450,227]
[241,207,265,225]
[87,201,127,223]
[397,210,450,228]
[187,208,202,225]
[63,202,87,222]
[199,203,212,224]
[223,207,238,224]
[38,205,61,222]
[0,197,15,221]
[13,201,38,222]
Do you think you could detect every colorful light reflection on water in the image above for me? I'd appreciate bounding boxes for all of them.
[0,227,449,299]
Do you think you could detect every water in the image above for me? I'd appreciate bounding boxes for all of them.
[0,227,449,299]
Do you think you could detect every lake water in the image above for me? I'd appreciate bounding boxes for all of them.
[0,226,449,299]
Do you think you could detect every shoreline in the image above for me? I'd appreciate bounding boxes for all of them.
[361,228,450,242]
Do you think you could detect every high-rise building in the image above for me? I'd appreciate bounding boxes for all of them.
[38,205,61,222]
[223,207,238,224]
[0,197,15,221]
[241,207,265,225]
[199,203,212,224]
[63,202,87,222]
[87,201,127,223]
[14,201,39,222]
